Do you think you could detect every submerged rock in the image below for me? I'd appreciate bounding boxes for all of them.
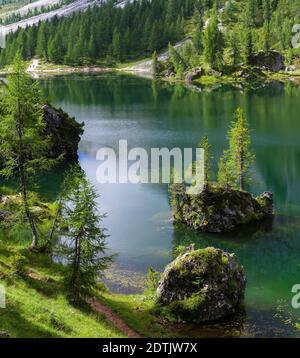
[156,247,246,323]
[171,185,274,233]
[43,104,84,159]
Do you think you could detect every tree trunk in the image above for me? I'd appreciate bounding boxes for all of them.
[15,82,39,249]
[19,165,39,248]
[44,201,61,250]
[239,147,244,191]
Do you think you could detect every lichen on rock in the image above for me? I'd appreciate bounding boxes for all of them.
[156,247,246,323]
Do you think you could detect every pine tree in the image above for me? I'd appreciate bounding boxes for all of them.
[0,56,54,248]
[112,28,121,62]
[244,29,253,65]
[149,21,161,53]
[203,7,224,70]
[262,0,271,52]
[228,30,241,67]
[193,23,203,54]
[36,22,48,59]
[152,51,159,78]
[166,0,177,24]
[59,166,113,303]
[217,108,255,191]
[168,43,186,77]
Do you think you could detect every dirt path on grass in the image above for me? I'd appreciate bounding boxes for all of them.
[87,298,142,338]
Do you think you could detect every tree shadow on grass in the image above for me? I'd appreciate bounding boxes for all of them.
[21,275,61,299]
[0,302,62,338]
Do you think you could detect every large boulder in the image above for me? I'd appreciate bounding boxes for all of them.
[250,51,285,72]
[172,185,274,233]
[43,104,84,159]
[156,247,246,323]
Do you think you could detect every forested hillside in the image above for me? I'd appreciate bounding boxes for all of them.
[1,0,300,69]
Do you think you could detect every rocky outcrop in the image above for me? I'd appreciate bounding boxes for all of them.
[0,104,83,167]
[0,210,10,222]
[171,185,274,233]
[185,68,204,83]
[43,104,84,159]
[156,247,246,323]
[250,51,285,72]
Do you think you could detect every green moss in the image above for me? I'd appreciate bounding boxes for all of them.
[160,290,207,323]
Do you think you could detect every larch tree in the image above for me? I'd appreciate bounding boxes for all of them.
[0,56,54,248]
[217,108,255,191]
[58,166,113,304]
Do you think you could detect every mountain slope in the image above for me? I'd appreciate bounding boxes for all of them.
[2,0,100,33]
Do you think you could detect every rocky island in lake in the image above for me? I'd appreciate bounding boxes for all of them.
[170,108,274,233]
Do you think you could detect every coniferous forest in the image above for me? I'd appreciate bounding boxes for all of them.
[1,0,300,68]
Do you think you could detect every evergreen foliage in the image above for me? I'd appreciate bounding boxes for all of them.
[0,55,56,248]
[0,0,300,71]
[58,166,113,303]
[218,108,255,191]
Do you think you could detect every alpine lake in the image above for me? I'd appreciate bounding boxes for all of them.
[36,73,300,338]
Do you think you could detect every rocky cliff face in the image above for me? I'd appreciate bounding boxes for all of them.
[43,104,84,159]
[156,247,246,323]
[171,185,274,233]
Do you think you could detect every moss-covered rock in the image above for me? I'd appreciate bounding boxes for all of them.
[171,185,274,233]
[156,247,246,323]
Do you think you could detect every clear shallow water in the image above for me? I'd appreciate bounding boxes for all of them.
[39,73,300,337]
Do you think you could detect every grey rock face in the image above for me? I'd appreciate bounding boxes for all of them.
[43,104,84,159]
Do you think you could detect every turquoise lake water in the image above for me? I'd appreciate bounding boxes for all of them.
[39,73,300,337]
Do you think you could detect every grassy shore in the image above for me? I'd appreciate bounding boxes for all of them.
[2,58,300,87]
[0,231,181,338]
[0,187,180,338]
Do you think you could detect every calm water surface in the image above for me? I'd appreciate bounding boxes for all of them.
[39,73,300,337]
